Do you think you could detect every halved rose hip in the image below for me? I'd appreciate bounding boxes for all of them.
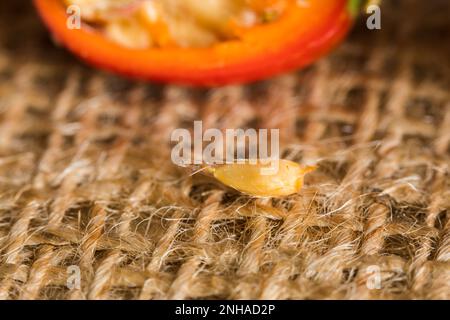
[34,0,361,86]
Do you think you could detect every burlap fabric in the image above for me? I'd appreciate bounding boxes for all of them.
[0,0,448,299]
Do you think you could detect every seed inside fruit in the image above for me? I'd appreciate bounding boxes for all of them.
[63,0,288,48]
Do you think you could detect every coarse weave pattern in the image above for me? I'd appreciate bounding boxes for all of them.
[0,0,449,300]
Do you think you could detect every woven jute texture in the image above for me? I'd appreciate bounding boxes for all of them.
[0,0,449,300]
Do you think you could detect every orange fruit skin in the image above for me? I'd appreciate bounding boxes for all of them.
[34,0,354,86]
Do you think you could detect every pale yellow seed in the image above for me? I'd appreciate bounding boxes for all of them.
[209,159,317,197]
